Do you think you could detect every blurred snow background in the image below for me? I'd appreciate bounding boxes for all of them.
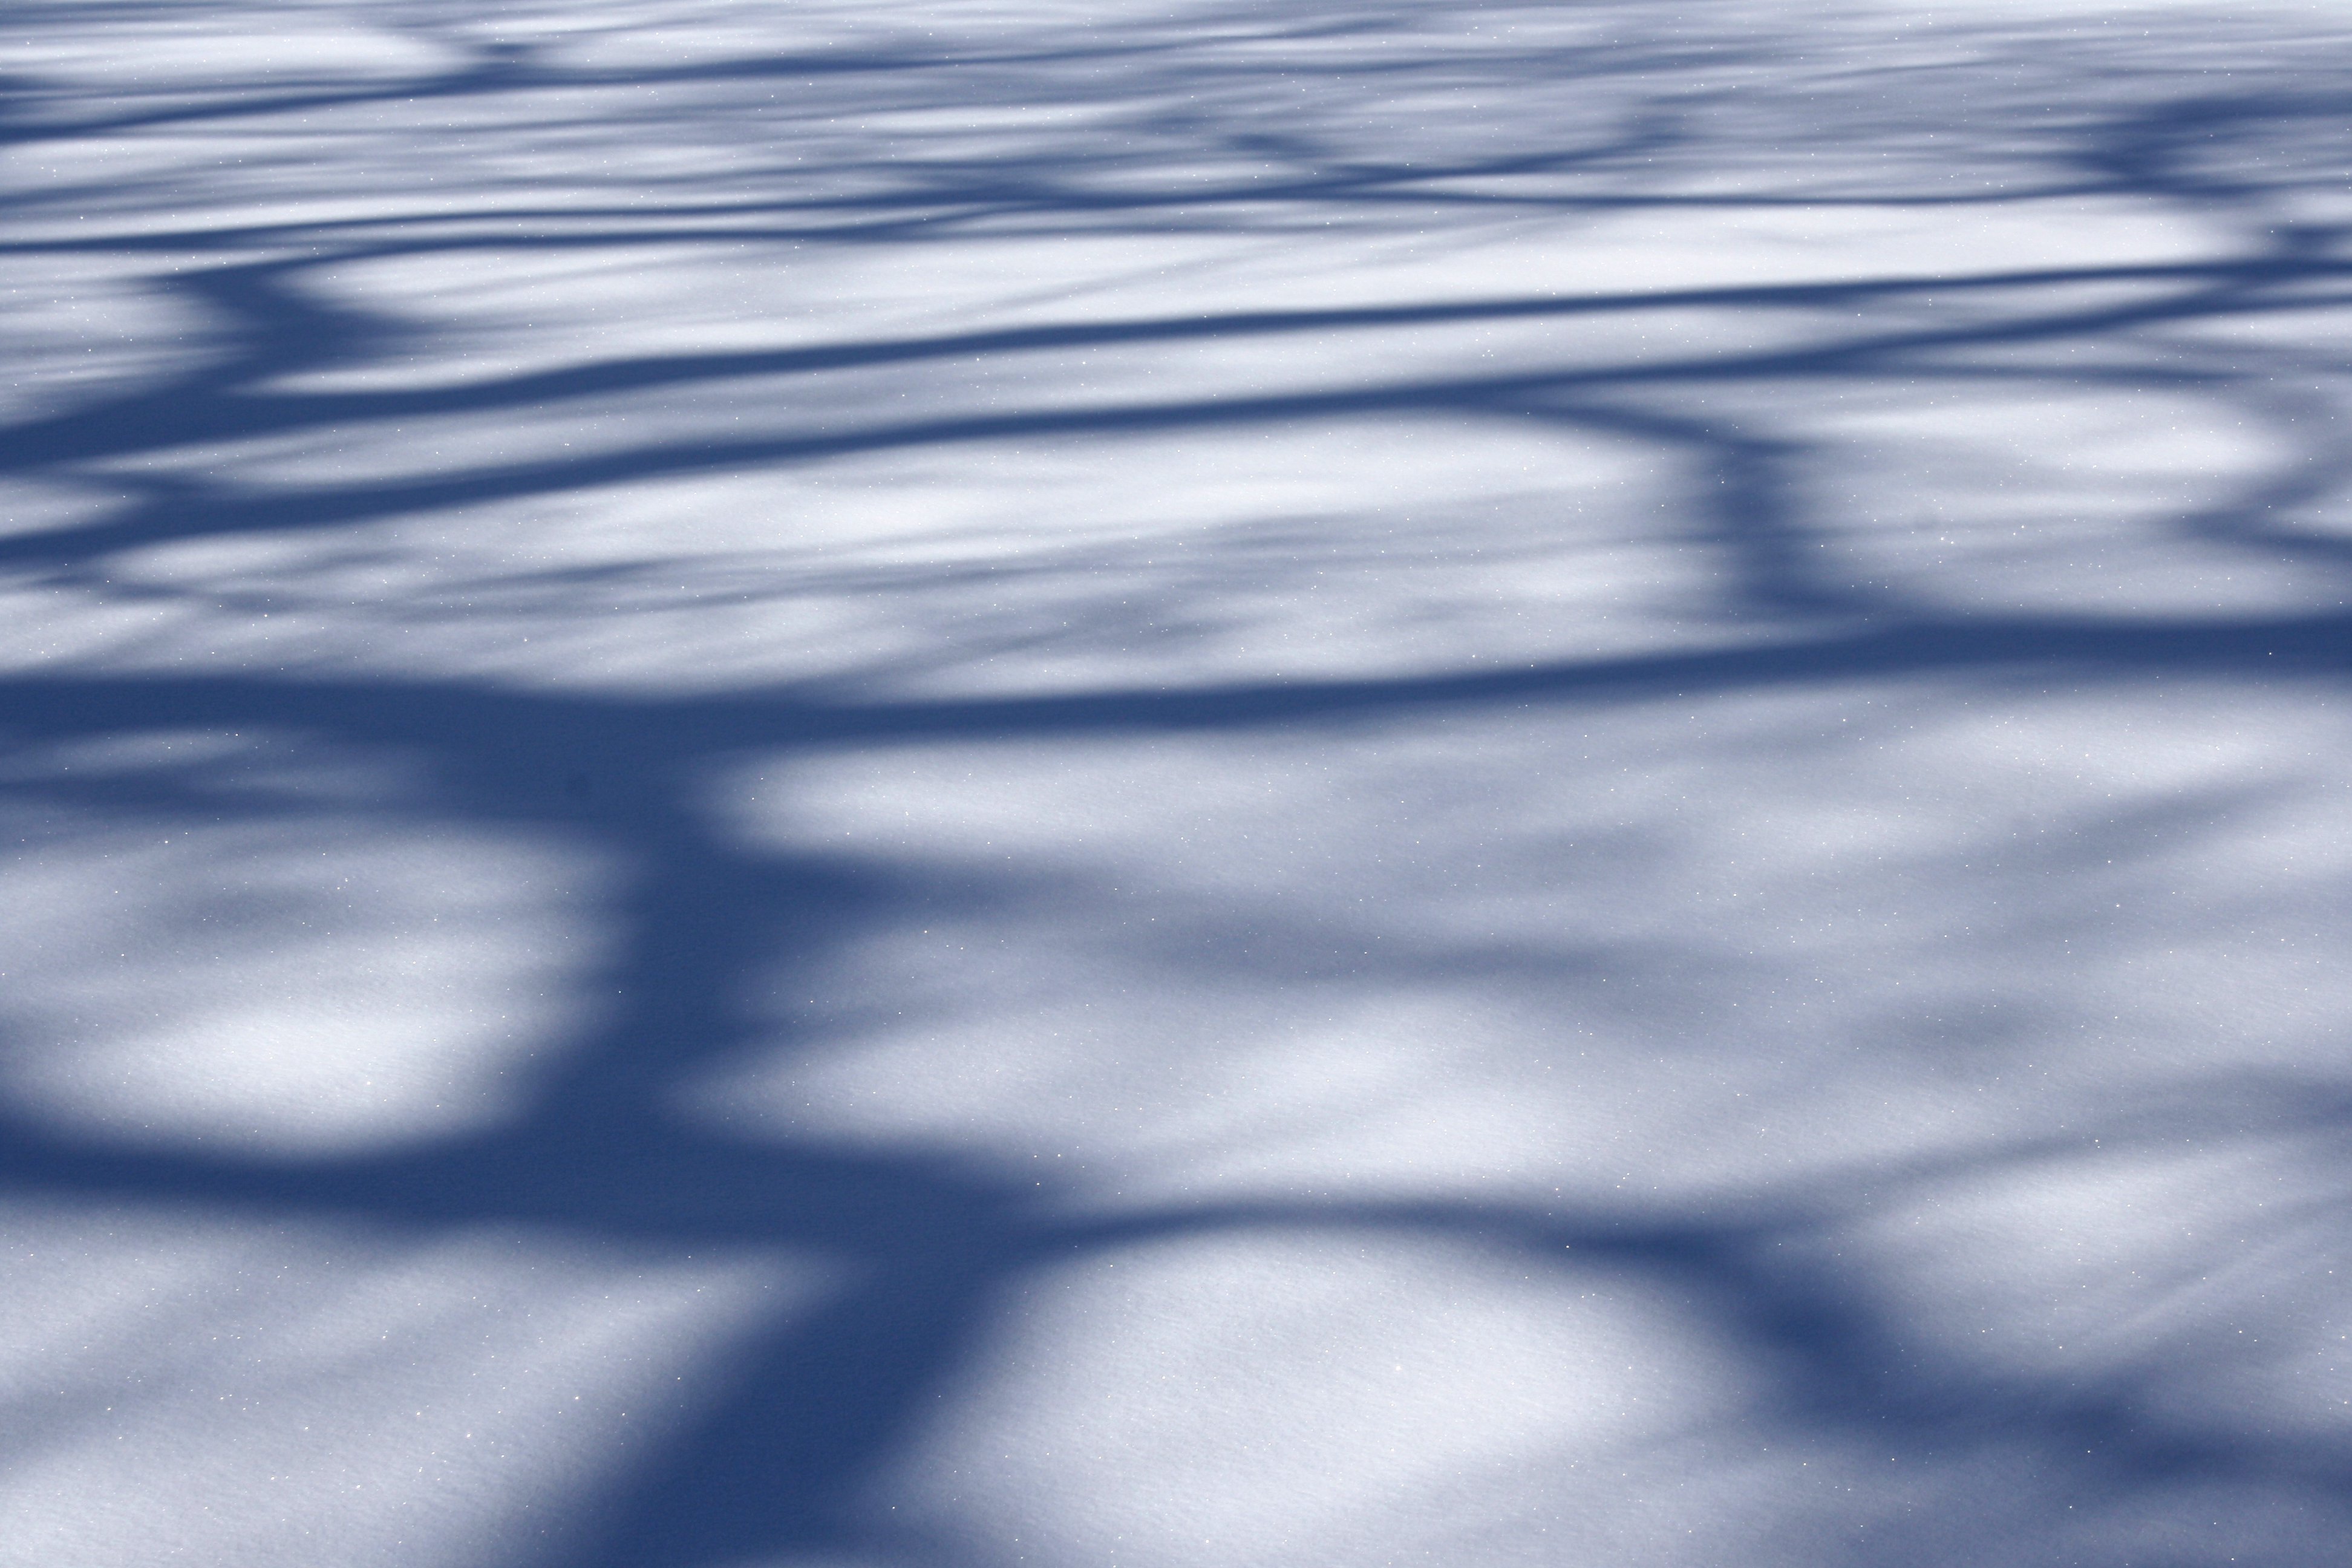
[4,1,2351,1564]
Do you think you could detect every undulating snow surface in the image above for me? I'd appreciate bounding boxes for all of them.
[4,2,2351,1564]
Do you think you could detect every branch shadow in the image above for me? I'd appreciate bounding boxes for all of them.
[5,5,2352,1565]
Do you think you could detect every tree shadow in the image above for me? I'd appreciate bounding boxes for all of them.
[5,4,2352,1565]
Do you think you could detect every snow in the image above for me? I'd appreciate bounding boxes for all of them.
[4,2,2351,1564]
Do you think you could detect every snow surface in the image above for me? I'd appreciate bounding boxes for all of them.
[4,1,2351,1564]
